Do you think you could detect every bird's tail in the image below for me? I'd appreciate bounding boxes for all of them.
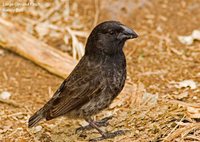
[28,108,45,128]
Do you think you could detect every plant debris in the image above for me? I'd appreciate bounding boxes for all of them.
[176,80,197,90]
[178,29,200,45]
[0,91,11,100]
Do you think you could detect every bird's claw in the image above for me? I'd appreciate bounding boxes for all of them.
[99,116,113,125]
[89,130,126,142]
[76,116,113,133]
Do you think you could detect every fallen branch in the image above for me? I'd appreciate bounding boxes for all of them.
[0,18,76,78]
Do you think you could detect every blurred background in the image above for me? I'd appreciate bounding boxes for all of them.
[0,0,200,141]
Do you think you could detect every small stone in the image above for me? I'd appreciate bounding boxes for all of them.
[178,36,193,45]
[0,91,11,100]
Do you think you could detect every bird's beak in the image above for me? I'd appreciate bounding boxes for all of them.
[118,25,138,40]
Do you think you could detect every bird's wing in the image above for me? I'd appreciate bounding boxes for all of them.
[45,56,104,119]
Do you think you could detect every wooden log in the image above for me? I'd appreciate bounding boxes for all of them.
[0,18,76,78]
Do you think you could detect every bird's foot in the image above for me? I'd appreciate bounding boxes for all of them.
[89,130,126,142]
[76,116,113,133]
[94,116,113,127]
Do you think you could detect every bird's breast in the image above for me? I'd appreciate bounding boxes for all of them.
[101,54,126,95]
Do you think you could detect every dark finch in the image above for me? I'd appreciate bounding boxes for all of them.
[28,21,138,141]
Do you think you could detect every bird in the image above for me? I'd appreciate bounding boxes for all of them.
[28,20,138,141]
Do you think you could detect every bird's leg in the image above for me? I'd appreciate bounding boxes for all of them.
[85,117,126,142]
[85,117,107,137]
[76,116,113,133]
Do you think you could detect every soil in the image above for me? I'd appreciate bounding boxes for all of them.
[0,0,200,142]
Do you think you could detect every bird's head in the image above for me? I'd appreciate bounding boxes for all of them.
[85,21,138,55]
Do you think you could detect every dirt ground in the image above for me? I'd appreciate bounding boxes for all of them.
[0,0,200,142]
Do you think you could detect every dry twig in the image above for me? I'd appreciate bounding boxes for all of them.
[0,98,21,107]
